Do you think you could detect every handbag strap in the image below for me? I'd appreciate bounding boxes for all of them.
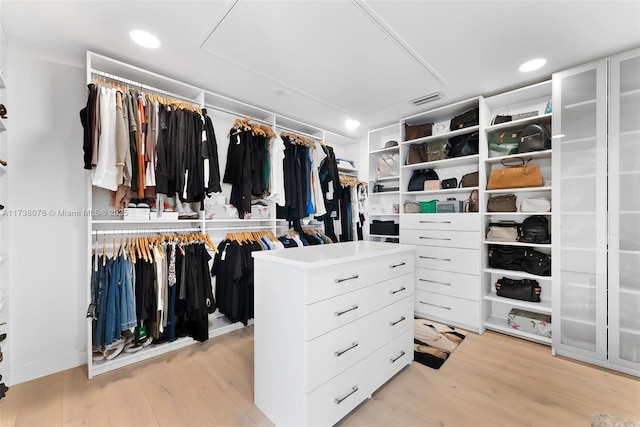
[500,157,530,168]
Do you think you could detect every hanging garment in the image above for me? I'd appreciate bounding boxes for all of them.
[266,134,286,206]
[92,87,118,191]
[202,110,222,193]
[223,129,253,218]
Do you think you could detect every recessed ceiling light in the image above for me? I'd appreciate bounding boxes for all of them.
[130,30,161,49]
[345,119,360,130]
[519,58,546,72]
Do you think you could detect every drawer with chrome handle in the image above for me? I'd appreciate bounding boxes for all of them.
[368,329,414,394]
[305,356,373,427]
[305,296,413,393]
[400,229,480,250]
[305,273,414,341]
[415,246,479,275]
[414,289,480,330]
[305,252,414,304]
[415,268,480,300]
[401,212,479,231]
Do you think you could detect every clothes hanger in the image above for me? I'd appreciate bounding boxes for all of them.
[94,234,99,272]
[102,238,107,266]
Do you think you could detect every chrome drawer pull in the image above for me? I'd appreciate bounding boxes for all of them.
[334,341,359,357]
[419,256,452,262]
[334,385,359,405]
[389,316,406,326]
[389,286,406,295]
[419,278,451,286]
[389,351,406,363]
[419,236,452,241]
[389,261,406,269]
[419,301,452,310]
[419,220,452,224]
[334,305,359,317]
[335,274,359,283]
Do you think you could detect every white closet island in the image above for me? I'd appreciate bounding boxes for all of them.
[253,241,415,426]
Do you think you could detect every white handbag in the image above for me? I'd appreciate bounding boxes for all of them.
[377,154,399,178]
[520,197,551,212]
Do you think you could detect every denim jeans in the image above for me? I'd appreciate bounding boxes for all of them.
[103,257,121,346]
[119,257,137,331]
[93,258,110,348]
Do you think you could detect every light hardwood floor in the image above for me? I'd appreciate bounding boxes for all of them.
[1,326,638,427]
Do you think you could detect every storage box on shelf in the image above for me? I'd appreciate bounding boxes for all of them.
[368,124,401,242]
[481,81,554,345]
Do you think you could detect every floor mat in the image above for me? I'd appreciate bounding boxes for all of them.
[414,317,467,370]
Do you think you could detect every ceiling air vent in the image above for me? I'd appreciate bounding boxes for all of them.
[410,91,444,106]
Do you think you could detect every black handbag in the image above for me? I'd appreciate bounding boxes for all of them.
[519,124,551,153]
[491,114,512,125]
[447,132,479,158]
[450,107,479,130]
[408,169,439,191]
[441,178,458,189]
[488,245,525,272]
[521,248,551,276]
[519,215,551,244]
[495,277,541,302]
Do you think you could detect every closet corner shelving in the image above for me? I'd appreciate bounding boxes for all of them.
[84,51,356,379]
[396,96,485,333]
[367,123,400,242]
[481,80,554,346]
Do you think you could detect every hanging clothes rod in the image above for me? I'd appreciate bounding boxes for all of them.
[92,226,202,236]
[205,224,275,232]
[276,125,322,141]
[90,69,201,106]
[203,104,274,127]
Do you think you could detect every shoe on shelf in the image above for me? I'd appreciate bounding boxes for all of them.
[103,339,125,360]
[0,159,7,166]
[175,196,189,219]
[182,202,200,219]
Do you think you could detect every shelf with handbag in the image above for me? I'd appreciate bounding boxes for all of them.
[480,80,556,346]
[368,124,401,241]
[401,97,481,142]
[402,153,479,171]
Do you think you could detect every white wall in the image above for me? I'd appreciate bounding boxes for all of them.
[7,43,88,385]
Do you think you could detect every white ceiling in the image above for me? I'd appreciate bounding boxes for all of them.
[2,0,639,139]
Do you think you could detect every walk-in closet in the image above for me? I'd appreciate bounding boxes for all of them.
[0,1,638,426]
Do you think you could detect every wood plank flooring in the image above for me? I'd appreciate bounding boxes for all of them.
[1,327,638,427]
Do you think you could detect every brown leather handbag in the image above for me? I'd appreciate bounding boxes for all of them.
[487,157,543,190]
[487,194,517,212]
[406,143,429,165]
[404,122,433,141]
[459,171,479,188]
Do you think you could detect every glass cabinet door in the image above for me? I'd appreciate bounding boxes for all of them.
[609,49,640,370]
[552,60,608,360]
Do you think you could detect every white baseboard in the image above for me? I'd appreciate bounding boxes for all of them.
[9,350,86,386]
